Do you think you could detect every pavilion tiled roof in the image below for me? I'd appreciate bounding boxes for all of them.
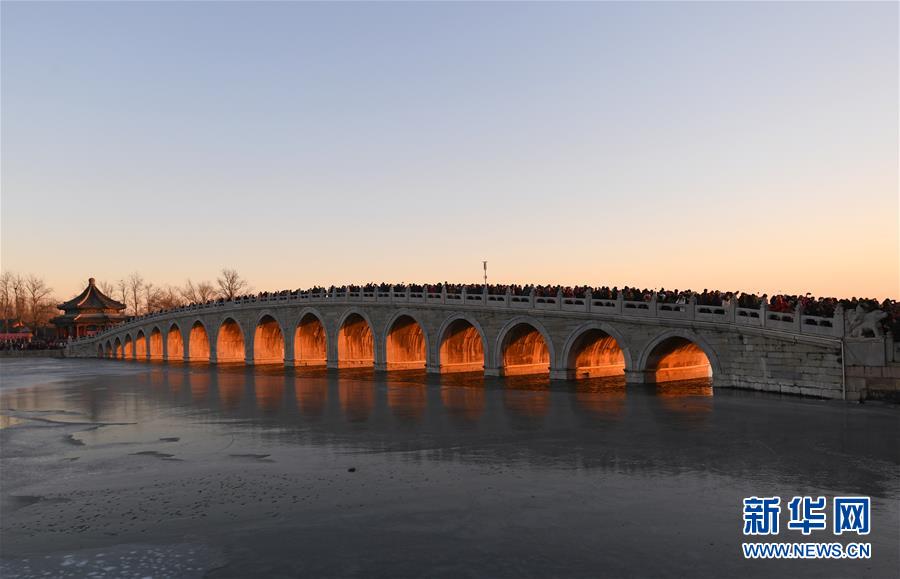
[57,278,126,312]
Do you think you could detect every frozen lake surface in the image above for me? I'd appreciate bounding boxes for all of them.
[1,358,897,578]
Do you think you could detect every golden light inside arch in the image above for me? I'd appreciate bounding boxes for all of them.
[501,323,550,376]
[254,316,284,365]
[135,332,147,360]
[167,325,184,361]
[569,329,625,379]
[188,322,210,362]
[149,328,164,360]
[337,314,373,368]
[216,319,245,363]
[295,314,327,366]
[124,335,134,359]
[439,319,484,373]
[385,315,426,370]
[646,337,712,383]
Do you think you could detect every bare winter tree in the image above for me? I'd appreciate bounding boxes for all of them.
[25,275,55,332]
[127,272,144,315]
[216,269,249,301]
[0,271,13,332]
[11,274,25,322]
[181,279,218,304]
[154,286,184,310]
[117,279,129,314]
[98,280,117,298]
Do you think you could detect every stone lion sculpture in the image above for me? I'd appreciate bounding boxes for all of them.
[846,305,888,338]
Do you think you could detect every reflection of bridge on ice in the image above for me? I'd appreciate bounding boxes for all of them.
[67,287,898,401]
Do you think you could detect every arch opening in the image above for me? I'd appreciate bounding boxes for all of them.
[167,325,184,361]
[645,337,712,383]
[386,315,426,370]
[105,340,113,358]
[294,313,327,366]
[188,322,210,362]
[114,338,123,359]
[254,315,285,365]
[135,331,147,360]
[97,344,104,358]
[149,328,163,360]
[568,329,625,379]
[501,323,550,376]
[439,319,484,374]
[337,313,373,368]
[216,318,245,363]
[124,335,134,359]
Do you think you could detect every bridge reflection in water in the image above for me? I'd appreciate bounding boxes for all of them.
[73,363,713,434]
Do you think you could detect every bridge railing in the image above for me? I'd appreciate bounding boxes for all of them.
[72,287,848,345]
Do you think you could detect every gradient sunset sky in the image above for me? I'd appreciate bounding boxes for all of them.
[2,2,897,301]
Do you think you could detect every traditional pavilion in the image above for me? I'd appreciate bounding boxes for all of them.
[52,278,127,339]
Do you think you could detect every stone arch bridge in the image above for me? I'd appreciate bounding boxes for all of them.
[66,288,893,401]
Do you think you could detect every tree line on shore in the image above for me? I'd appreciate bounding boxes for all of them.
[0,269,251,332]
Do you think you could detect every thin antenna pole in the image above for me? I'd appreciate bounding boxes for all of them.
[482,261,488,286]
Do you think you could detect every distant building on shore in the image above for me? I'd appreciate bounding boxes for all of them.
[52,278,127,339]
[0,319,33,343]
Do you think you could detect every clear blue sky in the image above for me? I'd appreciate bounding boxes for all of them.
[2,1,897,300]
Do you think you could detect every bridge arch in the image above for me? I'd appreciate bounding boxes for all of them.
[253,312,286,365]
[560,322,632,379]
[105,340,112,358]
[294,308,328,366]
[114,337,123,359]
[97,343,104,358]
[148,326,164,360]
[383,310,429,370]
[167,322,184,361]
[124,333,135,359]
[637,329,720,384]
[494,316,555,376]
[215,317,246,363]
[187,320,210,362]
[336,309,375,368]
[135,330,147,360]
[436,313,487,373]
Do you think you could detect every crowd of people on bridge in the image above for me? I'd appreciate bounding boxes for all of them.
[112,282,899,340]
